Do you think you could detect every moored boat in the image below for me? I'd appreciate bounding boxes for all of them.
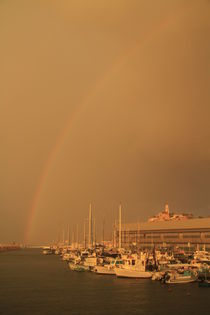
[83,256,98,270]
[115,267,152,278]
[94,265,115,275]
[199,280,210,288]
[42,246,53,255]
[114,253,152,279]
[68,261,90,272]
[164,271,197,284]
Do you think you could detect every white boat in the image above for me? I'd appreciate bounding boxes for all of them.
[152,271,165,281]
[115,268,152,278]
[62,252,72,261]
[94,265,115,275]
[84,256,98,268]
[164,271,197,284]
[68,262,89,272]
[114,253,152,279]
[94,258,123,275]
[42,246,53,255]
[194,250,210,264]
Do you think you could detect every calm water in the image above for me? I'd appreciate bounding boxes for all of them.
[0,249,209,315]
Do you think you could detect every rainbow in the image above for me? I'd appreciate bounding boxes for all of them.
[24,3,194,243]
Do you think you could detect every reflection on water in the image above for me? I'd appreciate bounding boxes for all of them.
[0,249,209,315]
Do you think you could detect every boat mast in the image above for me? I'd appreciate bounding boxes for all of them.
[76,224,79,249]
[119,204,122,249]
[84,219,86,249]
[62,229,65,245]
[88,203,93,249]
[102,219,105,246]
[72,230,74,249]
[137,221,140,249]
[94,218,96,248]
[68,224,70,246]
[113,220,117,248]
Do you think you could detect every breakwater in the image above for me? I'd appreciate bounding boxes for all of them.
[0,244,21,252]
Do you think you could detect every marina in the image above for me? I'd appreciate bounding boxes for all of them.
[44,242,210,285]
[39,204,210,286]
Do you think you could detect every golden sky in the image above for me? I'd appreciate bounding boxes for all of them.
[0,0,210,244]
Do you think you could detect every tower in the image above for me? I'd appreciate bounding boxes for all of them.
[165,204,169,216]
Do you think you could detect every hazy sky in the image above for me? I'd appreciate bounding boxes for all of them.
[1,0,210,244]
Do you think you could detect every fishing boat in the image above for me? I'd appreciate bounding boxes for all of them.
[199,280,210,287]
[83,255,98,270]
[115,267,152,278]
[164,270,196,284]
[68,261,89,272]
[194,250,210,265]
[62,252,72,261]
[152,271,165,281]
[114,253,152,279]
[94,258,123,275]
[198,266,210,286]
[94,265,115,275]
[55,248,61,255]
[198,265,210,281]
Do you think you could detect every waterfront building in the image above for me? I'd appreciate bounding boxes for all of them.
[116,205,210,251]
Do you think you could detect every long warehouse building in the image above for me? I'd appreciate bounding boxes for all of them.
[117,217,210,251]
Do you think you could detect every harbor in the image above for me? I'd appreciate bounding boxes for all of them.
[0,248,209,315]
[40,205,210,288]
[43,242,210,287]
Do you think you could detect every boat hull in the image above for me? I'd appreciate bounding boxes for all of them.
[68,262,89,272]
[94,265,115,275]
[42,250,52,255]
[166,277,196,284]
[115,268,152,278]
[199,280,210,288]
